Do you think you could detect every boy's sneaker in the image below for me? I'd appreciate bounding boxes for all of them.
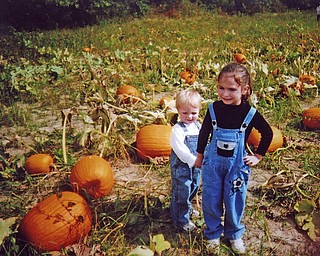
[182,221,196,232]
[190,208,200,218]
[207,238,220,254]
[230,238,246,254]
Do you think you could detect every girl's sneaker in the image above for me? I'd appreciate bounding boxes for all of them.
[207,238,220,254]
[182,221,196,232]
[230,238,246,254]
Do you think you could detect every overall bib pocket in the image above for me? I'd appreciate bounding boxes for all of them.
[217,140,236,157]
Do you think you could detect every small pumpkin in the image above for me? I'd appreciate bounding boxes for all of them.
[18,191,92,251]
[179,70,196,85]
[247,126,283,152]
[116,85,141,104]
[70,155,114,198]
[299,74,316,85]
[234,53,247,64]
[302,107,320,129]
[136,124,172,160]
[82,47,91,53]
[25,154,55,175]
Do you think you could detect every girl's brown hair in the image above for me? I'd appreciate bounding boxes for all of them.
[217,62,252,103]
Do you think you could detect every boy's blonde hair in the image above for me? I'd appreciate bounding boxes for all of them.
[175,89,202,110]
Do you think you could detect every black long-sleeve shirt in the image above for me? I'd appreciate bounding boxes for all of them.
[197,101,273,156]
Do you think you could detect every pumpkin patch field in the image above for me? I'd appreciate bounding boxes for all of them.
[0,8,319,255]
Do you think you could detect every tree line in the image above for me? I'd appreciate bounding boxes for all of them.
[1,0,319,31]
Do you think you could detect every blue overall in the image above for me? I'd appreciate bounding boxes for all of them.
[170,121,201,228]
[202,103,256,240]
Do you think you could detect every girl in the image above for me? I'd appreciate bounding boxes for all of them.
[194,63,273,254]
[170,88,202,232]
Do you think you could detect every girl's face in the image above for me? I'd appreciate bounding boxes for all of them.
[217,75,249,105]
[177,104,200,125]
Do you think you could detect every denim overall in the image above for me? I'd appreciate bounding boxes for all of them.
[170,121,201,228]
[202,103,256,240]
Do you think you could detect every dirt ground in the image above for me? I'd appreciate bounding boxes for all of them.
[110,158,320,256]
[0,101,319,256]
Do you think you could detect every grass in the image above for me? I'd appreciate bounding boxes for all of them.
[0,6,319,255]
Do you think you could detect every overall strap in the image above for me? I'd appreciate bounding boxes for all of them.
[177,121,188,132]
[239,106,256,132]
[208,103,218,130]
[195,121,201,130]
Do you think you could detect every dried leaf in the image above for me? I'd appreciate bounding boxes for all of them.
[0,217,17,245]
[127,245,154,256]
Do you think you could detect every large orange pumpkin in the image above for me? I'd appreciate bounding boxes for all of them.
[116,85,141,104]
[136,124,172,160]
[302,107,320,129]
[70,155,114,198]
[19,191,92,251]
[25,154,54,174]
[247,126,283,152]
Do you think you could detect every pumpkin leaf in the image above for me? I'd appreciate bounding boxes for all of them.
[294,199,316,214]
[295,212,308,226]
[150,234,171,255]
[294,199,317,241]
[302,219,316,241]
[0,217,17,245]
[127,245,154,256]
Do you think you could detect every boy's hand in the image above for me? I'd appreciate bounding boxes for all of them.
[244,154,261,166]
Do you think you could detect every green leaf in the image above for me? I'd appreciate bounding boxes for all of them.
[295,212,308,226]
[302,220,316,241]
[0,217,17,245]
[294,199,316,214]
[150,234,171,255]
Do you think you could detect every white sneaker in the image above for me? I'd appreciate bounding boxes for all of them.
[207,238,220,254]
[190,208,200,218]
[230,238,246,254]
[182,221,196,232]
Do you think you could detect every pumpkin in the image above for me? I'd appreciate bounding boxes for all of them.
[116,85,141,104]
[302,107,320,129]
[70,155,114,198]
[234,53,247,64]
[179,70,196,85]
[82,47,91,53]
[299,74,316,85]
[136,124,172,160]
[247,126,283,152]
[25,154,55,175]
[18,191,92,251]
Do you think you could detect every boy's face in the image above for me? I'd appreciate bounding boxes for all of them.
[177,104,200,125]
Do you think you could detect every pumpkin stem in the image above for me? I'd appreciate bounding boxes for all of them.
[62,111,68,165]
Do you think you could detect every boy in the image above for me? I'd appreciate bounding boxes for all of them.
[170,88,202,232]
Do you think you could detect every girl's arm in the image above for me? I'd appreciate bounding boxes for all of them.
[196,110,212,154]
[194,153,204,168]
[245,111,273,166]
[249,111,273,156]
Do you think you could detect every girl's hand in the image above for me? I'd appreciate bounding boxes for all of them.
[194,153,204,168]
[244,154,262,166]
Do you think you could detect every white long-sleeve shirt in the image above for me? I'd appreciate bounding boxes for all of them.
[170,121,201,168]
